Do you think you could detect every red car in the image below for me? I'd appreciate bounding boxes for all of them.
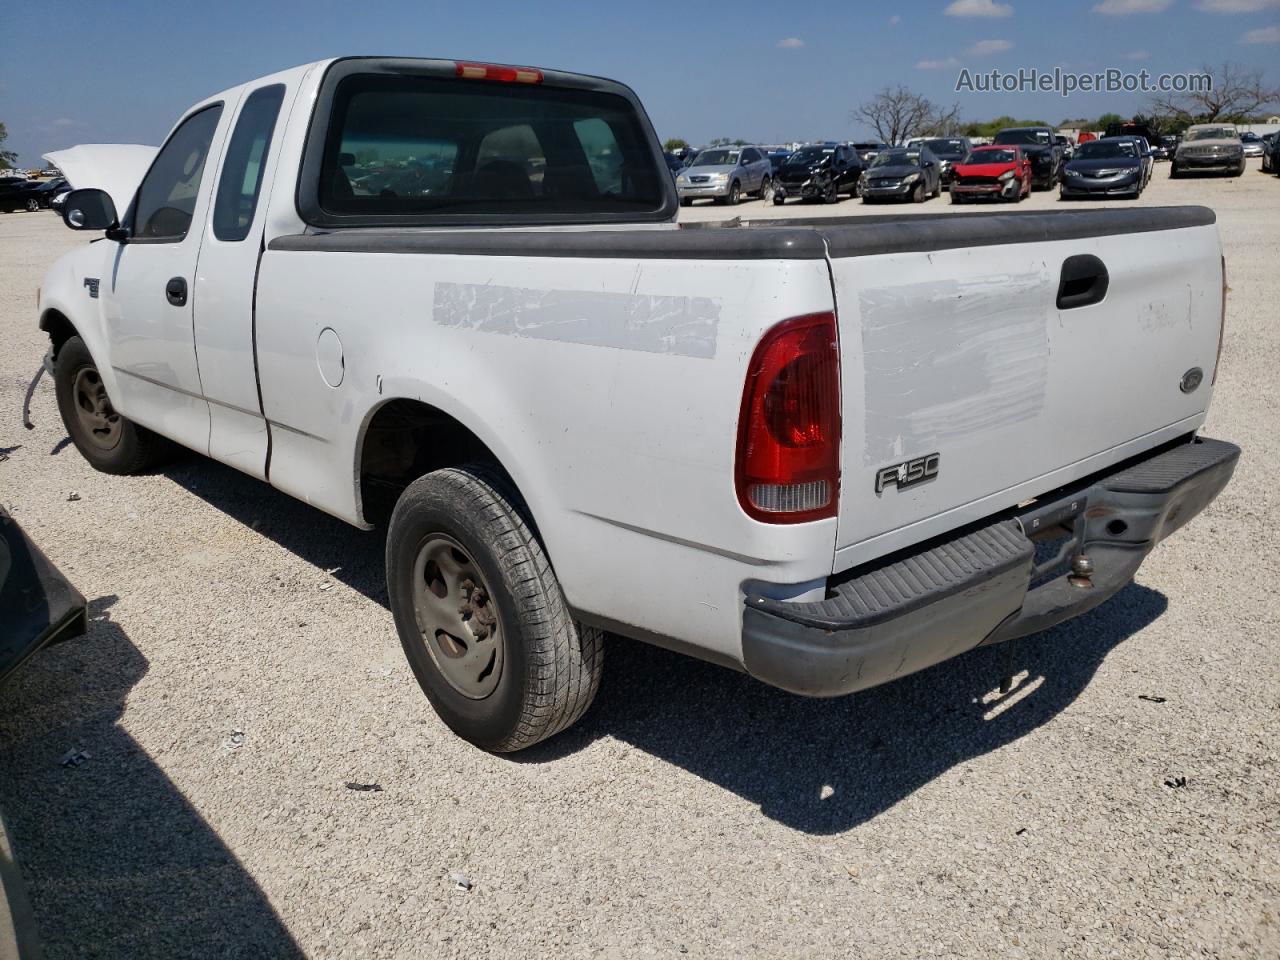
[949,145,1032,204]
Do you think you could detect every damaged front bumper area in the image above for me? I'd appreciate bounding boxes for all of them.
[741,436,1239,697]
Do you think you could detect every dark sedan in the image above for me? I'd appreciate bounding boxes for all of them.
[917,137,972,189]
[19,178,68,210]
[992,126,1062,189]
[0,176,34,213]
[1059,139,1144,200]
[860,146,942,203]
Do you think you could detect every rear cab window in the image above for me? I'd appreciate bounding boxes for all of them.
[302,60,672,226]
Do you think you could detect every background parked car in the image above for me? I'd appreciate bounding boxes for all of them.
[1240,132,1264,159]
[1102,135,1153,189]
[1263,133,1280,174]
[1172,124,1246,178]
[773,142,861,204]
[851,140,888,164]
[949,144,1031,203]
[16,178,68,210]
[914,137,972,190]
[0,176,33,213]
[1059,138,1145,200]
[766,149,792,172]
[860,146,942,203]
[991,126,1063,188]
[675,145,773,205]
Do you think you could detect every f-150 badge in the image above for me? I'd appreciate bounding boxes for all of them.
[875,453,940,494]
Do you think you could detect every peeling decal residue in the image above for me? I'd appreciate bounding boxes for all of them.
[860,270,1049,466]
[433,282,720,359]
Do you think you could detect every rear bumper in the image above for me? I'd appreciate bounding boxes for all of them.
[741,436,1239,697]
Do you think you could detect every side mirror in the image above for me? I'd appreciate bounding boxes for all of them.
[62,188,119,233]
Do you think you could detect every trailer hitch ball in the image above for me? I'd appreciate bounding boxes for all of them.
[1068,554,1094,589]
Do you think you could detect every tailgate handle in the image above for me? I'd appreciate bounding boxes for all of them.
[1057,255,1108,310]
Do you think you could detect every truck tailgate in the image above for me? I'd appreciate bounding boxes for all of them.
[825,208,1224,570]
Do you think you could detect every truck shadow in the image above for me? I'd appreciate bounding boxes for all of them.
[0,596,302,959]
[164,456,1168,836]
[553,583,1168,834]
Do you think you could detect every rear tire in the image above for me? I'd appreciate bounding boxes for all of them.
[386,465,604,752]
[758,177,773,202]
[25,198,39,213]
[679,198,692,207]
[54,336,175,475]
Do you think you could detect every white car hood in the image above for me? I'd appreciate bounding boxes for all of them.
[42,144,157,217]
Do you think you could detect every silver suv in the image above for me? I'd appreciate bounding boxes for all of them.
[676,146,774,206]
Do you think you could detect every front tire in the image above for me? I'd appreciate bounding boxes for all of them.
[910,181,925,203]
[25,197,39,212]
[54,336,175,474]
[758,177,773,202]
[386,465,604,752]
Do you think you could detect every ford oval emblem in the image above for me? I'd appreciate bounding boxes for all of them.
[1180,367,1204,394]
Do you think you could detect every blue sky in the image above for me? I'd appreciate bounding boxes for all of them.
[2,0,1277,166]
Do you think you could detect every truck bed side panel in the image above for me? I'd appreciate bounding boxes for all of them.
[254,244,836,661]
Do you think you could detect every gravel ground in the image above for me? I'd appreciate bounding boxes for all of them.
[1,161,1277,960]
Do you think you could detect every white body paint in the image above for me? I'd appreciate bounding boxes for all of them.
[38,60,1225,668]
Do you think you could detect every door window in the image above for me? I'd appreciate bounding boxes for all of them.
[131,105,223,241]
[213,85,285,241]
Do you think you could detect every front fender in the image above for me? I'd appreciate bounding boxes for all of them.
[38,243,119,401]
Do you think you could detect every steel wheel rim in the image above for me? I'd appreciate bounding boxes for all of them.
[72,367,122,451]
[411,534,504,700]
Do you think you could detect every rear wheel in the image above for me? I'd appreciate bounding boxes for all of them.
[679,198,692,207]
[386,465,604,752]
[54,336,175,474]
[758,177,774,202]
[772,192,785,206]
[25,197,39,212]
[950,191,963,204]
[1170,164,1181,179]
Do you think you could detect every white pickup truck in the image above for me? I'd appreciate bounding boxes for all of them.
[37,57,1238,752]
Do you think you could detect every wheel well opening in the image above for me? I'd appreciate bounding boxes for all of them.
[358,399,503,527]
[40,309,77,356]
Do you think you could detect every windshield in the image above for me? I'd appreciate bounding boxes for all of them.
[789,147,833,164]
[692,149,739,166]
[924,139,965,155]
[870,150,917,168]
[1076,141,1135,159]
[1185,127,1238,142]
[964,148,1015,164]
[994,129,1050,146]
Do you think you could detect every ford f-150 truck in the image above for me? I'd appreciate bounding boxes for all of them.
[37,57,1238,752]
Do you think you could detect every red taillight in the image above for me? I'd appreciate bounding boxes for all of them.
[736,313,841,523]
[454,62,544,84]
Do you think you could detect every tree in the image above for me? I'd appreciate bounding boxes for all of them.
[916,102,965,138]
[1096,112,1125,132]
[0,123,17,170]
[961,116,1050,139]
[852,86,938,144]
[663,138,690,152]
[1149,62,1280,125]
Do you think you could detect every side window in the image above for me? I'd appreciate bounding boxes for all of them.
[132,105,223,240]
[213,85,285,241]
